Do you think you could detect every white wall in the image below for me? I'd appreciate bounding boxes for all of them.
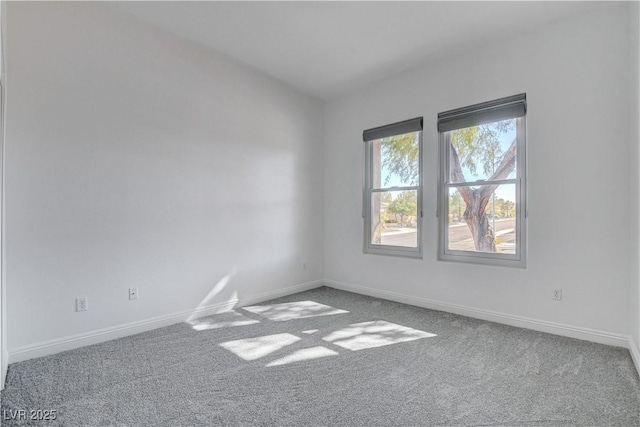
[4,2,324,356]
[632,1,640,364]
[324,4,635,342]
[0,0,5,388]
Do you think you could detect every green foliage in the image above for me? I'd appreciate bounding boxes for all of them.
[450,119,514,179]
[486,197,516,218]
[378,120,513,187]
[381,133,419,186]
[388,191,417,226]
[449,190,465,221]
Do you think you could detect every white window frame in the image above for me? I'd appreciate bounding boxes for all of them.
[363,118,423,258]
[437,95,527,268]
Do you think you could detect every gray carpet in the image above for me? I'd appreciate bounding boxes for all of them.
[2,286,639,426]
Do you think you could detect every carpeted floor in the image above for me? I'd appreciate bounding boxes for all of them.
[2,286,639,426]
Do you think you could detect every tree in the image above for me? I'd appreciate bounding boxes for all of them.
[488,197,515,218]
[499,199,515,218]
[381,120,516,252]
[388,191,417,227]
[381,133,419,186]
[449,121,516,252]
[449,190,464,222]
[371,134,419,243]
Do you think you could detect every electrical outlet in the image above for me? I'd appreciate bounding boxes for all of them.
[553,289,562,301]
[129,287,138,301]
[76,297,88,312]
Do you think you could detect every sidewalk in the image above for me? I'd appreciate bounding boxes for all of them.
[381,227,417,236]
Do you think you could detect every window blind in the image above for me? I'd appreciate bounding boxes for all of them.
[437,94,526,133]
[363,117,423,141]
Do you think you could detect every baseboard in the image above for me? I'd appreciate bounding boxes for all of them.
[1,347,6,391]
[237,280,324,307]
[8,299,238,365]
[629,337,640,377]
[324,279,630,348]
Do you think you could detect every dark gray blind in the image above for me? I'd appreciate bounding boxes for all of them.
[363,117,423,141]
[437,94,526,133]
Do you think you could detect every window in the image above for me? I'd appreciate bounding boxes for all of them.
[438,94,527,267]
[363,117,423,258]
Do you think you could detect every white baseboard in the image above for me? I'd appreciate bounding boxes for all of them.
[324,279,630,349]
[237,280,324,307]
[629,337,640,377]
[1,347,6,391]
[8,299,238,364]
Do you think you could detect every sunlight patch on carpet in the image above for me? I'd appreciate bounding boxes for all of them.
[266,346,338,367]
[220,333,301,361]
[243,300,349,321]
[322,320,436,351]
[188,311,260,331]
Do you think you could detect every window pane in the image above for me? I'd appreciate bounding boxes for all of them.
[447,184,516,254]
[448,119,517,184]
[371,190,418,248]
[372,132,420,189]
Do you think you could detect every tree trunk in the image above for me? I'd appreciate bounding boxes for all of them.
[464,191,496,252]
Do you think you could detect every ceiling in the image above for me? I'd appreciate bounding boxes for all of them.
[107,1,606,100]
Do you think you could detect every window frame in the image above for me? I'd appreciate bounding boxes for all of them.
[363,118,423,258]
[437,96,527,268]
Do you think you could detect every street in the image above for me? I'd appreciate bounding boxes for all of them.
[380,218,515,253]
[448,218,515,253]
